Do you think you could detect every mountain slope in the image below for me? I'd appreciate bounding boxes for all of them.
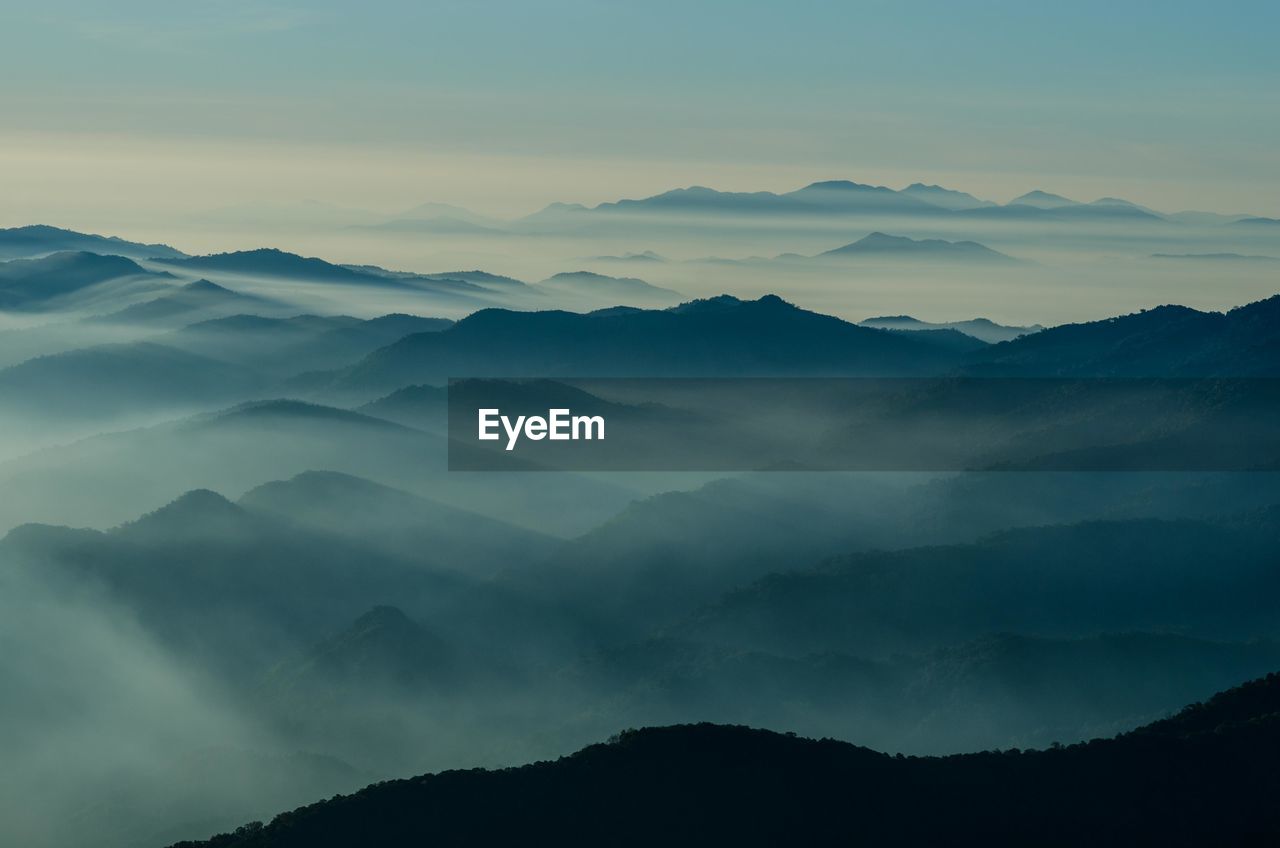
[168,672,1280,848]
[859,314,1042,343]
[964,294,1280,375]
[238,470,555,576]
[329,294,974,396]
[820,232,1017,262]
[535,271,683,306]
[0,225,184,260]
[0,251,173,310]
[93,279,269,326]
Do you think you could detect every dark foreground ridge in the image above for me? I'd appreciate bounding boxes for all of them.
[173,672,1280,847]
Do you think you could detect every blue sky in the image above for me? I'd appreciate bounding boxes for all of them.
[2,0,1277,221]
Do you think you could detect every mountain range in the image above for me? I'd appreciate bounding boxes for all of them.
[167,672,1280,847]
[0,225,185,261]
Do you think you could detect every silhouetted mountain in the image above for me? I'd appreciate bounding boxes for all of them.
[169,672,1280,848]
[155,249,396,284]
[1009,189,1078,208]
[899,183,995,210]
[582,180,945,217]
[418,270,532,290]
[327,295,975,396]
[535,271,683,306]
[0,251,172,310]
[820,232,1018,262]
[0,225,184,261]
[964,294,1280,376]
[860,314,1042,343]
[575,631,1280,753]
[1233,216,1280,226]
[587,250,667,263]
[958,200,1165,222]
[93,279,268,326]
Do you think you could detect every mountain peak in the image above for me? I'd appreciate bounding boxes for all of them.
[1009,190,1078,208]
[114,489,248,538]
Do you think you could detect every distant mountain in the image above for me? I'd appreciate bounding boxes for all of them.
[154,250,508,312]
[163,313,452,376]
[535,271,683,306]
[239,470,555,577]
[0,225,185,261]
[963,293,1280,376]
[899,183,995,210]
[355,385,447,431]
[0,341,263,419]
[820,232,1019,262]
[1008,189,1078,209]
[0,251,173,310]
[154,249,394,284]
[1233,216,1280,226]
[93,279,268,326]
[859,315,1042,343]
[580,180,944,217]
[325,294,978,397]
[168,672,1280,848]
[959,198,1165,222]
[526,181,1225,225]
[587,250,668,263]
[418,270,532,290]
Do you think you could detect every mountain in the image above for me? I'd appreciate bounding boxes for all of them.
[0,225,184,261]
[535,271,683,306]
[418,270,532,291]
[167,672,1280,848]
[963,293,1280,376]
[0,251,173,310]
[355,385,447,431]
[0,341,263,419]
[1008,189,1078,208]
[154,249,395,284]
[899,183,996,210]
[238,470,555,577]
[0,488,470,679]
[573,630,1280,753]
[683,509,1280,658]
[1233,216,1280,226]
[163,313,452,376]
[859,315,1042,343]
[582,180,946,217]
[262,606,453,701]
[820,232,1018,262]
[587,250,667,263]
[325,295,978,396]
[93,279,269,326]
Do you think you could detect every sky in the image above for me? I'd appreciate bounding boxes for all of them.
[1,0,1277,232]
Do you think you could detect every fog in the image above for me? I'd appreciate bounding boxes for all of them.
[0,188,1277,845]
